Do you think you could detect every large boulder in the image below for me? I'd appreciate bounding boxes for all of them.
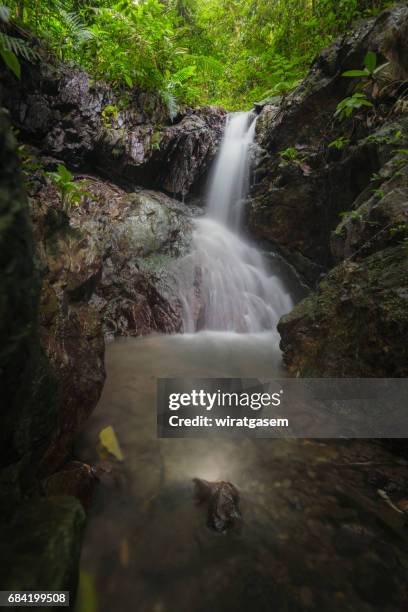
[75,183,191,337]
[262,4,408,377]
[0,108,58,499]
[27,161,190,340]
[278,245,408,377]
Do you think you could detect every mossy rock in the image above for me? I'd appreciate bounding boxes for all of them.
[0,496,85,601]
[278,245,408,376]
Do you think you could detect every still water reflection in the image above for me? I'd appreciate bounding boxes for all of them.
[76,333,408,612]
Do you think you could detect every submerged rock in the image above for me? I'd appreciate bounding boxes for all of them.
[193,478,241,533]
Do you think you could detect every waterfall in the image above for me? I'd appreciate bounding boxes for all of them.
[207,112,258,229]
[174,111,293,333]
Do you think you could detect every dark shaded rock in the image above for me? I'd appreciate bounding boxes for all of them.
[0,110,85,604]
[44,462,96,512]
[0,496,85,594]
[278,245,408,377]
[249,139,383,283]
[156,107,226,197]
[1,62,226,199]
[331,155,408,261]
[0,108,59,504]
[39,302,105,472]
[249,5,408,283]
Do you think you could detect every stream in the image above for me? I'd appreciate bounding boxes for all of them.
[75,113,408,612]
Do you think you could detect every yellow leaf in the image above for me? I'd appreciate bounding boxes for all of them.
[99,426,124,461]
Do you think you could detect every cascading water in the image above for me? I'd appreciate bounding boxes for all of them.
[174,111,293,333]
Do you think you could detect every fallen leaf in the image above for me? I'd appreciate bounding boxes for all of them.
[98,425,124,461]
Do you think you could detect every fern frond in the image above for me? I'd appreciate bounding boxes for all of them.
[160,89,179,122]
[0,5,10,22]
[192,54,224,77]
[61,10,94,43]
[171,65,196,84]
[0,32,39,61]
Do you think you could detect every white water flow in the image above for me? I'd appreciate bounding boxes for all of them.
[176,111,294,333]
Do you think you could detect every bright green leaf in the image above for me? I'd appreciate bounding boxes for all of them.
[364,51,377,73]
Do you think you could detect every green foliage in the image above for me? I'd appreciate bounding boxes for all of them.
[280,147,300,161]
[372,188,385,199]
[0,3,38,77]
[339,210,363,222]
[329,136,350,150]
[335,92,373,121]
[3,0,393,109]
[47,164,88,211]
[342,51,389,79]
[101,104,119,128]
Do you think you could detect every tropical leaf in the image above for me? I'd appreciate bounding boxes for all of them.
[0,45,20,77]
[342,69,369,77]
[364,51,377,73]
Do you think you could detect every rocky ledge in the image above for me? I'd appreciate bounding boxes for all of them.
[1,61,226,198]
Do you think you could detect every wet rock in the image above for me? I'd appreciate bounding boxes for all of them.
[156,107,226,197]
[193,478,241,533]
[278,245,408,377]
[39,302,105,472]
[72,181,190,337]
[1,62,225,198]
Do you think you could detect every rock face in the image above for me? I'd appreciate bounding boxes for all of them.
[0,109,58,498]
[74,182,191,337]
[28,164,190,342]
[248,5,408,376]
[1,62,226,198]
[250,4,408,284]
[0,109,85,597]
[27,168,105,473]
